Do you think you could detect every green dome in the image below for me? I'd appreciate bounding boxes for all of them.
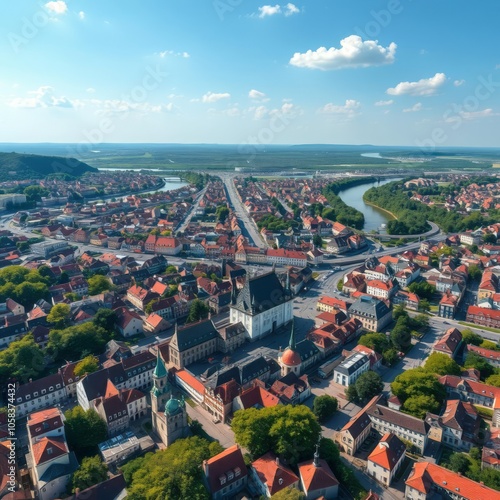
[165,396,181,415]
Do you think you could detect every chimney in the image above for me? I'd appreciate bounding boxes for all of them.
[276,457,280,466]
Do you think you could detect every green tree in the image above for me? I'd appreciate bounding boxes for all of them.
[232,405,321,466]
[393,304,407,321]
[0,334,45,387]
[71,455,108,492]
[423,352,461,376]
[418,299,431,313]
[358,333,390,354]
[64,292,80,303]
[461,329,483,346]
[468,264,483,281]
[312,234,323,247]
[408,281,436,301]
[271,488,306,499]
[354,371,383,402]
[382,348,399,366]
[464,352,495,380]
[74,355,99,377]
[64,407,107,455]
[88,274,113,295]
[166,265,178,274]
[121,436,214,500]
[13,281,49,308]
[24,185,49,203]
[47,303,71,329]
[312,395,338,422]
[186,299,210,324]
[483,233,497,244]
[485,374,500,387]
[403,394,442,419]
[345,385,359,404]
[390,316,412,351]
[447,452,471,474]
[480,339,500,350]
[93,308,117,333]
[215,205,229,222]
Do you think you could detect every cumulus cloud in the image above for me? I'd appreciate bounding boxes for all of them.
[258,4,281,17]
[374,99,393,106]
[454,79,465,87]
[387,72,446,96]
[459,109,497,120]
[78,11,85,20]
[86,87,96,94]
[289,35,396,70]
[249,89,268,101]
[319,99,361,117]
[44,1,68,14]
[285,3,300,16]
[8,86,74,108]
[201,92,231,103]
[403,102,423,113]
[253,105,269,120]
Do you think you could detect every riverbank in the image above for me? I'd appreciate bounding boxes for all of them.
[362,199,398,220]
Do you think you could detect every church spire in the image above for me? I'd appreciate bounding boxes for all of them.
[288,320,296,351]
[153,349,167,379]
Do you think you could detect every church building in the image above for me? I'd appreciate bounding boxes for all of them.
[150,351,188,447]
[230,271,294,341]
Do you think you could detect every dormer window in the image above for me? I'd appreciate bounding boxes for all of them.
[47,447,53,455]
[219,475,226,485]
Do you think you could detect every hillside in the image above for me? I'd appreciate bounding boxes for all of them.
[0,152,97,179]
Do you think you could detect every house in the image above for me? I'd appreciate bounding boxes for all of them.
[115,307,144,337]
[467,305,500,329]
[425,400,480,452]
[348,296,392,332]
[266,248,308,267]
[298,446,339,500]
[367,402,429,455]
[466,344,500,368]
[482,429,500,470]
[432,327,462,359]
[405,461,499,500]
[316,296,350,315]
[336,396,377,455]
[366,279,398,300]
[333,352,370,387]
[71,474,127,500]
[143,313,170,334]
[250,452,300,498]
[269,372,311,405]
[126,285,159,311]
[366,433,406,487]
[232,383,280,412]
[154,236,182,256]
[202,445,248,500]
[439,292,460,319]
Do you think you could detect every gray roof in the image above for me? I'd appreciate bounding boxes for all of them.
[232,271,291,315]
[39,451,79,483]
[349,296,391,320]
[335,353,369,376]
[367,403,429,435]
[170,319,218,352]
[205,355,270,388]
[295,339,320,362]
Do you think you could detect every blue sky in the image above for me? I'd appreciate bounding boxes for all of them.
[1,0,499,146]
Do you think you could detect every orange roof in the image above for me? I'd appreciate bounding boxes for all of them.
[27,407,62,427]
[405,461,500,499]
[146,313,166,328]
[367,433,405,471]
[298,458,338,493]
[252,452,299,496]
[32,436,68,465]
[175,369,205,396]
[104,379,120,398]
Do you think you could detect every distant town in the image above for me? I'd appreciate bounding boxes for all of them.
[2,169,500,500]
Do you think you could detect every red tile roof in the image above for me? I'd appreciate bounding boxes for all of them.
[252,452,299,496]
[367,433,405,471]
[204,445,248,494]
[405,461,500,499]
[32,436,68,465]
[298,458,338,493]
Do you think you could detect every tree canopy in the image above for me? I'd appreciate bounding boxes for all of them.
[71,455,108,492]
[423,352,461,376]
[74,355,100,377]
[121,436,218,500]
[464,352,495,380]
[312,395,338,422]
[64,407,107,456]
[47,303,71,329]
[0,266,50,308]
[358,333,389,354]
[186,299,210,324]
[88,274,113,295]
[346,371,383,404]
[232,405,321,466]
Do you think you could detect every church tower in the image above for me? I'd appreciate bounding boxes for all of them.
[279,320,302,376]
[164,395,188,447]
[151,350,171,436]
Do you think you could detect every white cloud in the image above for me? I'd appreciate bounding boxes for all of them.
[158,50,190,59]
[387,72,446,96]
[269,101,298,117]
[289,35,396,70]
[284,3,300,16]
[459,109,497,120]
[86,87,96,94]
[374,99,393,106]
[319,99,361,117]
[78,11,85,20]
[201,92,231,103]
[253,105,269,120]
[44,1,67,14]
[454,79,465,87]
[249,89,269,101]
[258,4,281,17]
[8,86,74,108]
[403,102,422,113]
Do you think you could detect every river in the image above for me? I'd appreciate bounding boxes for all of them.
[337,178,401,232]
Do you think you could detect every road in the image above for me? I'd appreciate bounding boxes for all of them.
[219,173,268,249]
[175,186,207,234]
